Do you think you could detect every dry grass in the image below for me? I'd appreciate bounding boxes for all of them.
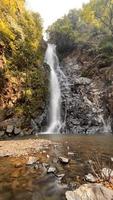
[87,153,113,190]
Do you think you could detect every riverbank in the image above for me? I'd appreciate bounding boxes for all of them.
[0,138,52,157]
[0,135,113,200]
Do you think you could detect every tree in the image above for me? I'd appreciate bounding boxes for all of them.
[82,0,113,36]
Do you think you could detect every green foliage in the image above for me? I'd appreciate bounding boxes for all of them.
[0,0,48,125]
[0,0,43,67]
[47,0,113,58]
[99,37,113,55]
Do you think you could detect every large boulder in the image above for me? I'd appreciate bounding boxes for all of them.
[65,184,113,200]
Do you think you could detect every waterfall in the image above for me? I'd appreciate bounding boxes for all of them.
[98,114,112,133]
[44,44,62,133]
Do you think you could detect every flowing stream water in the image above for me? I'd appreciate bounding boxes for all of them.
[0,135,113,200]
[44,44,62,133]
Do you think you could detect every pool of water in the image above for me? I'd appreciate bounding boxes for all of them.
[0,135,113,200]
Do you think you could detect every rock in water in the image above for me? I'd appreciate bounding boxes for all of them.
[59,157,69,164]
[27,156,37,165]
[65,184,113,200]
[57,174,65,181]
[47,167,56,173]
[85,173,97,183]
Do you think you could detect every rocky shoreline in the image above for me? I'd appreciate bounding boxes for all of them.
[0,137,113,200]
[0,138,52,157]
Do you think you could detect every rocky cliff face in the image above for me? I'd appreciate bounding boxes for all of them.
[59,50,112,134]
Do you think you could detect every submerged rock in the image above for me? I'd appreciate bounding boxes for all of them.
[57,173,65,180]
[47,166,56,173]
[59,157,69,164]
[85,173,97,183]
[65,183,113,200]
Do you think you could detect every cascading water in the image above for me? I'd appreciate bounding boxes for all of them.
[43,44,112,135]
[44,44,62,133]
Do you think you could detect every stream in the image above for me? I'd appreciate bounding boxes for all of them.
[0,135,113,200]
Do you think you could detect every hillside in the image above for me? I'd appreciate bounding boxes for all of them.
[47,0,113,133]
[0,0,48,135]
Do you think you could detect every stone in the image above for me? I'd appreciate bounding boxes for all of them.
[0,131,5,137]
[57,174,65,180]
[34,164,39,170]
[20,131,24,137]
[6,125,14,134]
[59,56,107,134]
[85,173,97,183]
[87,160,93,165]
[59,157,69,164]
[65,183,113,200]
[47,166,56,173]
[14,127,21,135]
[27,129,33,135]
[26,156,38,165]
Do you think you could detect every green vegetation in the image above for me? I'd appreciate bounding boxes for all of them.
[0,0,48,126]
[47,0,113,60]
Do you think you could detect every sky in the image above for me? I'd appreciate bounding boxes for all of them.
[26,0,90,30]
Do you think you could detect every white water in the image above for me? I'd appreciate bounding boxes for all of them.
[99,114,112,133]
[44,44,61,133]
[43,44,112,134]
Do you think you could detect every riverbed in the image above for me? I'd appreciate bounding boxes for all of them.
[0,135,113,200]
